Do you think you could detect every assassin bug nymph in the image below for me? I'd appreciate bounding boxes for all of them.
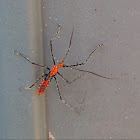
[14,24,116,114]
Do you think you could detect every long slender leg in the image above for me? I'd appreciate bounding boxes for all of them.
[64,67,117,80]
[63,44,103,67]
[50,24,61,65]
[53,76,80,114]
[20,74,47,91]
[57,72,84,84]
[14,50,50,70]
[61,26,74,62]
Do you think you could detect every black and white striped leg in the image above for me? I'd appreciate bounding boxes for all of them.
[14,50,50,70]
[20,74,47,91]
[57,72,85,84]
[50,24,61,65]
[63,44,103,67]
[53,76,80,114]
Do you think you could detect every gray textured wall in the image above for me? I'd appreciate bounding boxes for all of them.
[43,0,140,139]
[1,0,140,139]
[0,0,47,139]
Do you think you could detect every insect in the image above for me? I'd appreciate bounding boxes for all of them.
[14,24,116,114]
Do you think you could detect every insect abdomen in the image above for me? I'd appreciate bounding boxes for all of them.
[38,78,50,95]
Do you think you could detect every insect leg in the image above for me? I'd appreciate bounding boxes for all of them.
[63,44,103,67]
[53,76,80,114]
[50,24,61,65]
[64,67,117,80]
[20,74,47,91]
[61,26,74,62]
[57,72,84,84]
[14,50,50,70]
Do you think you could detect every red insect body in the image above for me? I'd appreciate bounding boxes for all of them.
[38,61,64,95]
[50,61,64,77]
[38,78,50,95]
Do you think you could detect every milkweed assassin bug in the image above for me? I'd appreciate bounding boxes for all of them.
[14,24,117,114]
